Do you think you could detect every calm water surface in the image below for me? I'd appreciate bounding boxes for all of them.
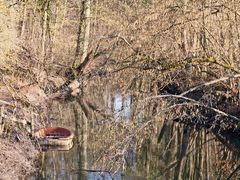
[30,87,240,179]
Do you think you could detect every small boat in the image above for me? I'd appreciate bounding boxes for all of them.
[35,127,74,147]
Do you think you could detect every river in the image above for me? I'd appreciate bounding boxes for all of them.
[29,77,240,179]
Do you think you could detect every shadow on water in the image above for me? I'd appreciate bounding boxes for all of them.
[30,82,240,180]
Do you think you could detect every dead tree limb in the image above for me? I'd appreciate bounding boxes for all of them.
[146,94,240,122]
[180,74,240,96]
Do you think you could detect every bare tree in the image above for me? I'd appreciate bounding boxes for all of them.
[74,0,91,67]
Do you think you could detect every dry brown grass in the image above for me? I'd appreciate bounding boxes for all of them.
[0,136,38,179]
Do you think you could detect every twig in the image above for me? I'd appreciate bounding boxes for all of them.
[227,164,240,180]
[180,74,240,96]
[71,168,112,173]
[223,5,240,16]
[0,99,12,106]
[146,94,240,122]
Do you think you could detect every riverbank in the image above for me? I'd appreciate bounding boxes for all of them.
[0,135,37,178]
[0,76,50,178]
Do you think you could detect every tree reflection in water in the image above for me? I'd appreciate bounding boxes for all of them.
[36,77,240,180]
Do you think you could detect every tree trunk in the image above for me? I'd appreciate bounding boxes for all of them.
[37,0,50,81]
[74,0,91,68]
[41,1,48,66]
[20,1,27,39]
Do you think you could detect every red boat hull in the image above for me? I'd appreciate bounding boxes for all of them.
[35,127,74,146]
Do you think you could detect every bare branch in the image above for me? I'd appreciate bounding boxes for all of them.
[180,74,240,96]
[146,94,240,122]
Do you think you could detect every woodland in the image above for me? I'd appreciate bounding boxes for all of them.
[0,0,240,178]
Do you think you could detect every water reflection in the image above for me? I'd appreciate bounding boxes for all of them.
[35,142,126,180]
[104,92,132,121]
[40,142,74,151]
[31,84,240,179]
